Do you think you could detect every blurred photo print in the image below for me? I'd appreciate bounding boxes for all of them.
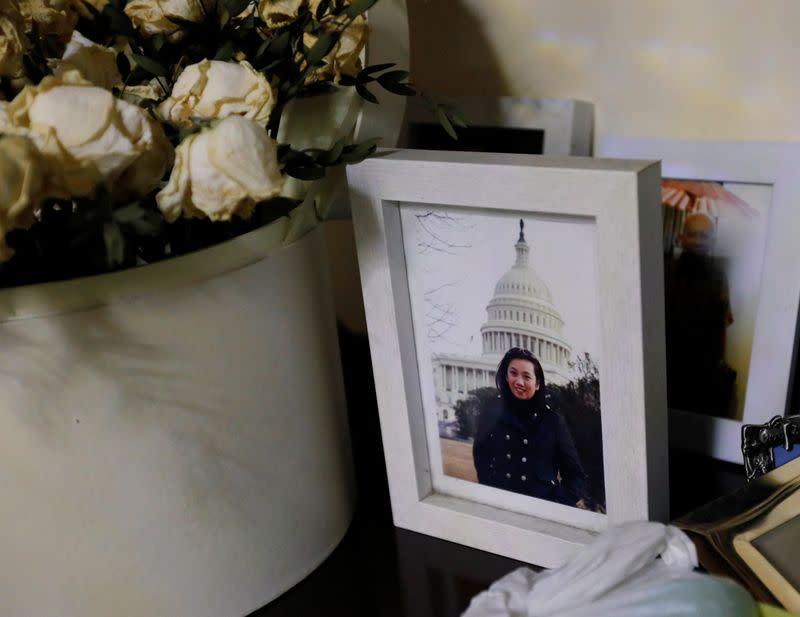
[660,179,771,420]
[401,206,606,515]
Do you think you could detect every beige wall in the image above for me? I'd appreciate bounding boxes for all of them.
[407,0,800,142]
[333,1,800,335]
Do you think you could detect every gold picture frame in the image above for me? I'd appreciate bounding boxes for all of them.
[675,457,800,611]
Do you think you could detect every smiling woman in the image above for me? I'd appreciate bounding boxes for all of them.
[472,346,588,509]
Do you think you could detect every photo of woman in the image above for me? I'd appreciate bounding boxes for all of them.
[400,205,605,518]
[472,347,588,509]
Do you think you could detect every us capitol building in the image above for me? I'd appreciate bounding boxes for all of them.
[432,220,572,427]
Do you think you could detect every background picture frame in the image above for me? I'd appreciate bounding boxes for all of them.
[402,97,594,156]
[598,137,800,464]
[347,149,669,567]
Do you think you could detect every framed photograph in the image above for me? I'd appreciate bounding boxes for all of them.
[598,137,800,464]
[402,97,594,156]
[675,456,800,612]
[347,149,669,567]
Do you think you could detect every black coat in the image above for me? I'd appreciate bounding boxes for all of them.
[472,394,587,505]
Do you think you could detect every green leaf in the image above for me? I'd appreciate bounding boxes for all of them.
[451,113,468,129]
[377,69,409,84]
[344,0,378,18]
[355,83,378,104]
[103,222,126,268]
[131,53,169,77]
[339,137,380,163]
[436,106,457,140]
[113,203,164,236]
[358,62,394,78]
[214,40,236,60]
[115,51,131,77]
[285,165,326,181]
[315,0,331,19]
[103,3,136,37]
[305,32,337,66]
[379,81,416,96]
[315,138,346,166]
[151,33,166,53]
[80,0,101,18]
[221,0,253,16]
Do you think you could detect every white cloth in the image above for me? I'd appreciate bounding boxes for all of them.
[462,521,757,617]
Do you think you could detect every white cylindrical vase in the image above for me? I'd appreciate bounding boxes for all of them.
[0,224,354,617]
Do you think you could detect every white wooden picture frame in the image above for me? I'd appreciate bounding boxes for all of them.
[598,137,800,464]
[403,97,594,156]
[347,150,669,567]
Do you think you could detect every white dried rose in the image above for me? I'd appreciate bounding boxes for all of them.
[303,8,366,82]
[257,0,306,29]
[6,70,173,198]
[157,59,275,128]
[0,1,28,79]
[19,0,79,40]
[49,30,122,90]
[156,115,284,222]
[124,0,215,42]
[0,134,44,262]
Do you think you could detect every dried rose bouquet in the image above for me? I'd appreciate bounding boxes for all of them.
[0,0,462,286]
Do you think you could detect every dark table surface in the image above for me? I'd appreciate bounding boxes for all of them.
[249,328,748,617]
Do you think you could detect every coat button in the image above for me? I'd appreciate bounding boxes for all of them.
[506,473,511,479]
[521,475,527,481]
[534,413,538,418]
[523,439,528,445]
[505,434,510,440]
[521,457,527,463]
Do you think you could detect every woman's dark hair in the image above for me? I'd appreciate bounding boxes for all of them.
[495,347,546,403]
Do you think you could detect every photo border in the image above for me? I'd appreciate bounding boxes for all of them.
[598,137,800,464]
[347,150,669,567]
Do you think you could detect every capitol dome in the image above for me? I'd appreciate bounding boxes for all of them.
[479,220,571,383]
[493,260,553,305]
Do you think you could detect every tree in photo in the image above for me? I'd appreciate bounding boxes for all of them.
[452,386,497,442]
[547,353,605,511]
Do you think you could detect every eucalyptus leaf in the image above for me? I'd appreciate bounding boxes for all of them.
[379,81,415,96]
[339,137,380,163]
[285,164,326,181]
[151,33,166,52]
[221,0,252,17]
[315,0,331,19]
[358,62,394,77]
[103,222,126,268]
[305,32,337,66]
[377,70,409,84]
[131,53,169,77]
[315,138,346,166]
[80,0,101,18]
[344,0,378,18]
[355,82,378,104]
[113,204,164,236]
[214,40,236,60]
[436,106,457,140]
[103,3,136,37]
